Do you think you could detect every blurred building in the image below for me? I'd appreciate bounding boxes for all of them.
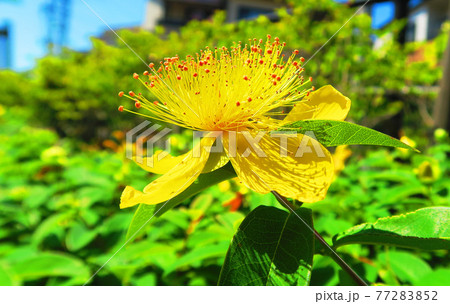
[352,0,449,43]
[0,21,11,68]
[0,0,71,70]
[142,0,282,31]
[405,0,449,42]
[43,0,71,54]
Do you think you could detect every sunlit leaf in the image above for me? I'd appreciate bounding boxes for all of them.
[333,207,450,250]
[280,120,418,151]
[377,251,432,284]
[415,268,450,286]
[11,253,90,284]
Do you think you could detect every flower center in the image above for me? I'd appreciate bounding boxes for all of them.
[118,35,314,131]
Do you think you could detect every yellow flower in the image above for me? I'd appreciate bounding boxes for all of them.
[332,145,352,179]
[119,36,351,208]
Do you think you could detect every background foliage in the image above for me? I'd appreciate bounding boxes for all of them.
[0,0,449,285]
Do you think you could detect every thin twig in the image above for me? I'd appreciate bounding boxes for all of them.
[271,191,369,286]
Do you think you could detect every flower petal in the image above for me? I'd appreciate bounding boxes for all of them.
[202,150,229,173]
[222,131,334,203]
[132,150,189,175]
[120,136,216,209]
[284,85,351,122]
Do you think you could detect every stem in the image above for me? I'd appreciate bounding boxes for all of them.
[271,191,369,286]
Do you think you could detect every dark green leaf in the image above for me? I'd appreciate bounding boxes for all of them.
[333,207,450,250]
[279,120,417,151]
[218,206,314,286]
[126,163,236,242]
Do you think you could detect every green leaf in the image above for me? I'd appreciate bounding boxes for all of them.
[414,268,450,286]
[164,242,230,275]
[279,120,417,151]
[126,163,236,242]
[11,252,90,284]
[0,263,15,285]
[218,206,314,286]
[377,251,432,284]
[125,204,156,241]
[333,207,450,250]
[32,212,73,246]
[65,222,98,251]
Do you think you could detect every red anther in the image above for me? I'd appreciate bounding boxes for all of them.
[150,82,155,88]
[293,61,298,66]
[149,63,155,68]
[199,61,204,66]
[206,56,210,60]
[312,86,315,91]
[135,101,141,108]
[163,102,167,105]
[293,49,299,55]
[273,81,277,85]
[243,75,249,80]
[118,105,124,112]
[247,97,252,102]
[259,39,263,44]
[273,63,277,68]
[204,69,210,73]
[276,76,281,81]
[271,74,277,78]
[283,42,286,46]
[267,34,271,40]
[183,66,188,71]
[129,91,135,97]
[309,76,313,82]
[133,73,139,79]
[157,67,162,73]
[164,62,169,66]
[153,101,159,105]
[300,57,305,62]
[267,49,273,54]
[259,59,264,64]
[236,101,241,106]
[177,75,181,80]
[306,92,310,96]
[193,72,198,77]
[275,37,279,42]
[118,91,124,97]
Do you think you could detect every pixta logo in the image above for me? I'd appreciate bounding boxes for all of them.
[126,121,172,168]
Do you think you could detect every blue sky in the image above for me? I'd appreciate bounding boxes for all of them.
[0,0,394,71]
